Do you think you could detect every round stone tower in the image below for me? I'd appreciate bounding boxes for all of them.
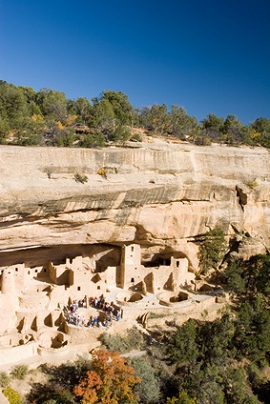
[1,268,16,295]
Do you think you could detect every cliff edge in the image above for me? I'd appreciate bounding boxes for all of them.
[0,142,269,269]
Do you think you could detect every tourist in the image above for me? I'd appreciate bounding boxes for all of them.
[116,310,120,321]
[104,316,110,327]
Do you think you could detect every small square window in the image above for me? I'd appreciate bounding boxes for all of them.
[77,286,81,291]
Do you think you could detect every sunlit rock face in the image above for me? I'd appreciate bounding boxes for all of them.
[0,142,269,269]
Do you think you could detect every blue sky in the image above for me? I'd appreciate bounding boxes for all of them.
[1,0,270,124]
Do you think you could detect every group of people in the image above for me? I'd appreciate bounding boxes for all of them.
[64,294,122,328]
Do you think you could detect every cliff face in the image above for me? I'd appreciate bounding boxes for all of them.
[0,142,269,269]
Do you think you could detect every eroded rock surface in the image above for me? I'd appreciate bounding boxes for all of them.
[0,142,269,268]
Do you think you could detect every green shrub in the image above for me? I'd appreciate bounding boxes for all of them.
[125,326,145,349]
[111,125,131,142]
[193,135,212,145]
[0,371,10,388]
[26,383,75,404]
[131,132,142,142]
[199,228,226,274]
[167,390,198,404]
[57,128,75,147]
[100,327,145,353]
[81,133,106,148]
[100,332,130,353]
[129,357,161,403]
[10,364,29,380]
[16,133,43,146]
[2,386,22,404]
[74,173,88,184]
[223,260,246,294]
[245,180,258,190]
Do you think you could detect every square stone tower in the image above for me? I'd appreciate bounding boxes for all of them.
[120,244,141,289]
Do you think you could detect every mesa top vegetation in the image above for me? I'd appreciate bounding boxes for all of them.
[0,80,270,148]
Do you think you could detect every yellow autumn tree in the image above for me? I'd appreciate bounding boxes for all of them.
[56,120,65,130]
[167,390,198,404]
[31,113,44,123]
[65,114,77,126]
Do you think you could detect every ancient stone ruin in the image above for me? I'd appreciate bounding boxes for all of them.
[0,242,204,366]
[0,141,269,366]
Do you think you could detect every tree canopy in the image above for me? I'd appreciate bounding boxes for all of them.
[0,80,270,148]
[73,350,140,404]
[24,253,270,403]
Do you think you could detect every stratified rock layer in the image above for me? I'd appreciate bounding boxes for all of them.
[0,142,269,268]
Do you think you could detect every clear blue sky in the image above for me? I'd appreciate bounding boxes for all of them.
[1,0,270,124]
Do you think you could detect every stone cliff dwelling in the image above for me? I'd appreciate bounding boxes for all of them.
[0,243,220,367]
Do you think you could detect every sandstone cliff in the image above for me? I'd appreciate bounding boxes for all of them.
[0,142,269,269]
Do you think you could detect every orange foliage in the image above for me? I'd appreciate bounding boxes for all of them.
[74,371,102,403]
[73,349,140,404]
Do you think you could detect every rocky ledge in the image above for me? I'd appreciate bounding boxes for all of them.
[0,141,269,269]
